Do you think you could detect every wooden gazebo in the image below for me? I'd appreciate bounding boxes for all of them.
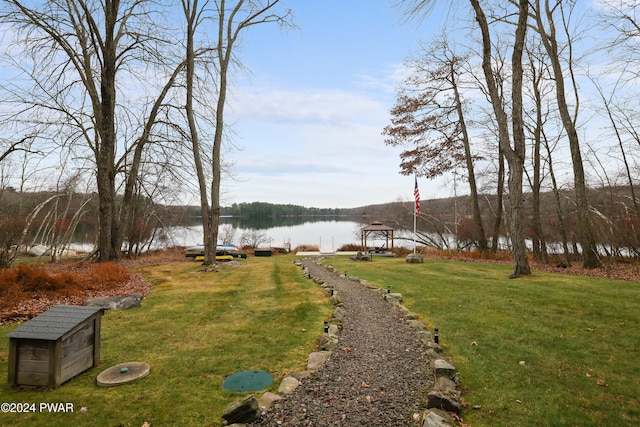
[361,221,394,252]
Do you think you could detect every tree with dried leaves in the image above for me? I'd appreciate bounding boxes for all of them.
[396,0,531,276]
[383,37,488,252]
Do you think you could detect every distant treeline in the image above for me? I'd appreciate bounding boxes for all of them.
[220,202,346,218]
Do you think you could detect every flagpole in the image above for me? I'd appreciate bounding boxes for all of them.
[413,199,417,254]
[413,176,419,254]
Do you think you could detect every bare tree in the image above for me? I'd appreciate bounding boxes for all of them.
[1,0,185,261]
[184,0,292,265]
[594,2,640,256]
[383,36,488,252]
[395,0,531,276]
[471,0,531,276]
[219,223,237,245]
[524,42,551,263]
[530,0,600,268]
[240,228,269,249]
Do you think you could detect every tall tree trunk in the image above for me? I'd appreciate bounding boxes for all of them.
[595,82,640,256]
[470,0,531,276]
[509,0,531,276]
[118,62,185,255]
[451,62,488,253]
[545,138,572,266]
[491,148,505,255]
[97,0,119,261]
[185,0,290,265]
[207,1,231,266]
[182,0,215,265]
[534,0,600,268]
[529,55,548,263]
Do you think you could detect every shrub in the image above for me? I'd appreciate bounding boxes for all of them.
[82,262,130,289]
[293,244,319,252]
[337,243,361,251]
[0,215,26,268]
[0,262,131,314]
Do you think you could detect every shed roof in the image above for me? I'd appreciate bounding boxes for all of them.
[361,221,394,231]
[5,305,103,341]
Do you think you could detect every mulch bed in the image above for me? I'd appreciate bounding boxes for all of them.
[0,255,179,325]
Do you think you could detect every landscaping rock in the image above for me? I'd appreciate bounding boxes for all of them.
[277,377,300,395]
[349,251,370,261]
[427,376,462,414]
[327,323,340,336]
[416,330,434,344]
[331,306,347,321]
[434,359,456,379]
[326,319,343,330]
[258,392,282,410]
[329,294,343,305]
[288,370,314,381]
[426,388,463,413]
[434,376,457,392]
[424,341,442,353]
[27,245,48,256]
[359,279,377,289]
[84,293,142,310]
[406,253,424,263]
[319,333,339,351]
[222,395,261,424]
[422,408,456,427]
[407,319,427,332]
[307,351,331,371]
[384,292,403,304]
[398,304,419,320]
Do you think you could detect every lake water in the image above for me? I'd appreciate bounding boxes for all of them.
[168,220,368,251]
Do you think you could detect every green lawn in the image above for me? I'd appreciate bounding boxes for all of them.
[2,256,638,426]
[0,256,331,427]
[322,256,640,426]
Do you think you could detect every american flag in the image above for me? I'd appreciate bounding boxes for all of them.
[414,176,420,214]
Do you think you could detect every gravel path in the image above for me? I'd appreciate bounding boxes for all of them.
[248,258,432,426]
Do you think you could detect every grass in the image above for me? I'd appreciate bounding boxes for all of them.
[0,256,331,427]
[322,256,640,427]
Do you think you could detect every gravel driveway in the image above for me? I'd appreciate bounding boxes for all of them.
[248,258,433,426]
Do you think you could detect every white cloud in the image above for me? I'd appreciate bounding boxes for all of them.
[220,66,453,207]
[229,85,387,126]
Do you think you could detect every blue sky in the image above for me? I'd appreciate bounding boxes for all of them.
[218,0,452,208]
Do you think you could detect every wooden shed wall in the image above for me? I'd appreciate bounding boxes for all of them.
[10,339,53,386]
[60,318,98,383]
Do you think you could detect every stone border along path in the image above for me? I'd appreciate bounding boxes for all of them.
[226,258,463,427]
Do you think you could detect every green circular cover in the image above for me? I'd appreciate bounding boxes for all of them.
[222,370,273,392]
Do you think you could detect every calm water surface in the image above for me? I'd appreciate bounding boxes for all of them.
[170,220,367,251]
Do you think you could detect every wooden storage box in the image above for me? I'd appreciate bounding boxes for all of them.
[5,305,104,388]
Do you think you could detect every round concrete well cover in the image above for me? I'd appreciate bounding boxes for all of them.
[222,370,273,392]
[96,362,150,387]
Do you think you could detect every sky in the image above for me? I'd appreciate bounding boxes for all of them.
[217,0,452,209]
[2,1,623,210]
